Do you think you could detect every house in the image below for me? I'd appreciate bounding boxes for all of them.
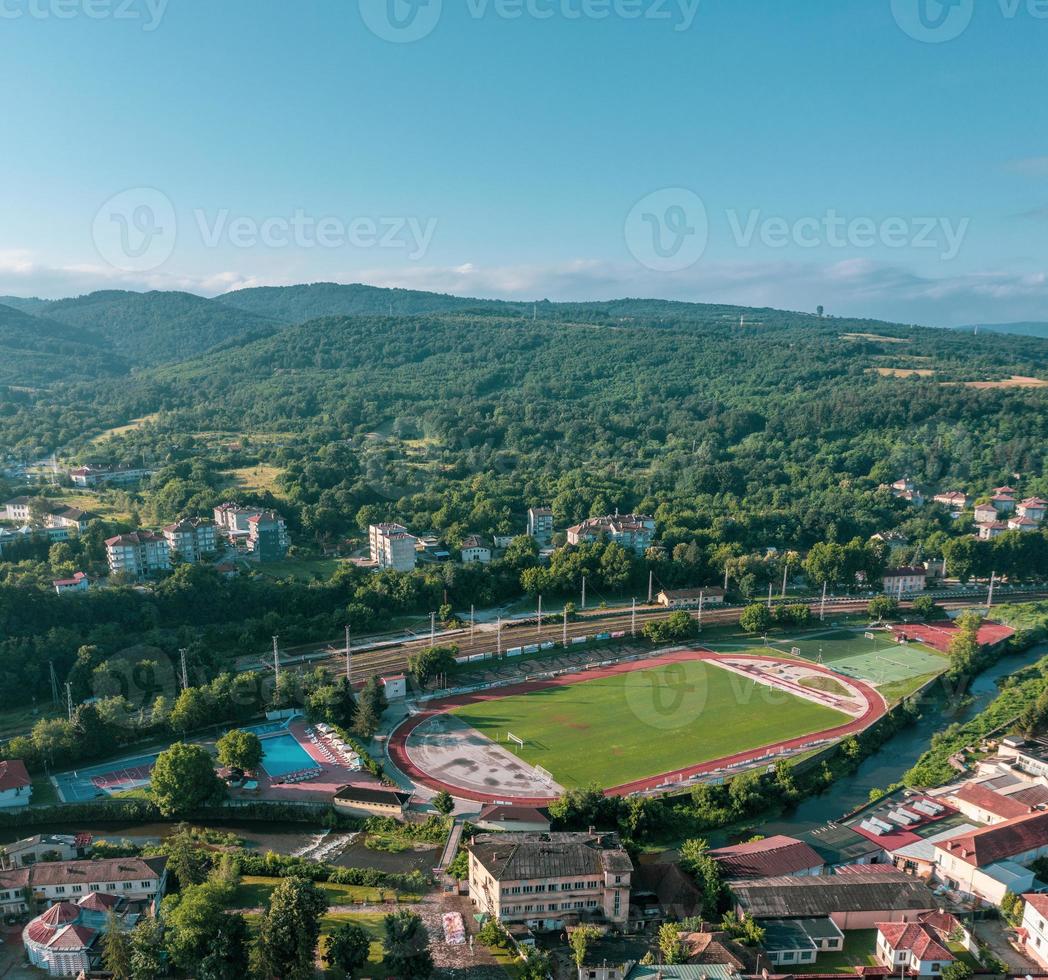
[460,535,492,564]
[566,513,656,555]
[933,809,1048,903]
[973,503,998,524]
[3,496,33,521]
[1009,515,1040,533]
[796,823,887,869]
[213,502,260,535]
[882,567,927,595]
[579,966,741,980]
[475,804,552,833]
[104,531,170,577]
[892,478,917,494]
[0,759,31,809]
[381,674,407,700]
[369,522,418,572]
[707,835,824,879]
[69,466,153,488]
[1020,893,1048,969]
[162,518,217,563]
[53,572,89,595]
[945,781,1035,825]
[1018,497,1048,522]
[22,891,151,977]
[976,521,1008,540]
[0,867,31,914]
[527,507,554,546]
[468,830,633,930]
[1,834,90,868]
[875,920,956,976]
[933,491,970,510]
[26,856,167,907]
[247,511,289,561]
[761,916,845,968]
[45,507,92,533]
[680,929,759,971]
[332,785,412,819]
[991,492,1016,513]
[656,587,726,609]
[730,871,935,930]
[889,824,979,879]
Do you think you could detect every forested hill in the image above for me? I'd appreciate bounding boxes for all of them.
[955,322,1048,339]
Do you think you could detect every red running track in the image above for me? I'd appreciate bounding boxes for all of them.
[387,650,887,805]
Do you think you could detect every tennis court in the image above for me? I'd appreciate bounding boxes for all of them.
[766,628,946,685]
[53,752,161,802]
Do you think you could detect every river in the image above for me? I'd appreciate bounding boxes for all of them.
[759,642,1047,836]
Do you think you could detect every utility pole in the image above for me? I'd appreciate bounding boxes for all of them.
[470,604,475,645]
[987,570,997,609]
[345,624,352,681]
[581,576,586,610]
[767,582,773,609]
[430,611,436,648]
[647,570,654,604]
[782,562,789,599]
[537,595,542,636]
[698,590,704,626]
[48,660,59,705]
[820,583,827,623]
[723,565,729,591]
[66,682,73,721]
[631,597,637,636]
[179,648,189,691]
[496,616,502,657]
[563,607,568,647]
[272,636,280,681]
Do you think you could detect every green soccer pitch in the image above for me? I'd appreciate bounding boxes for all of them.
[447,659,851,790]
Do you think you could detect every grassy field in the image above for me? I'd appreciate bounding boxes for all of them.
[223,463,284,495]
[449,659,850,789]
[254,557,348,581]
[233,875,409,908]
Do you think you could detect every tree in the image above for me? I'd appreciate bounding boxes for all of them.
[941,963,973,980]
[128,916,165,980]
[169,686,214,733]
[408,644,458,687]
[215,728,263,772]
[1000,890,1024,926]
[382,909,433,979]
[518,948,553,980]
[569,924,602,968]
[162,881,234,972]
[251,876,329,980]
[867,595,899,621]
[102,910,132,980]
[163,824,209,888]
[432,790,455,815]
[803,541,847,587]
[198,913,251,980]
[738,603,772,634]
[150,742,225,816]
[658,922,686,964]
[911,593,937,619]
[323,921,372,978]
[353,697,381,738]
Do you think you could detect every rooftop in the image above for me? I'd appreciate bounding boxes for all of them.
[936,809,1048,867]
[0,759,30,791]
[951,781,1033,820]
[876,921,954,963]
[468,831,632,881]
[334,785,412,807]
[731,871,935,919]
[707,835,824,879]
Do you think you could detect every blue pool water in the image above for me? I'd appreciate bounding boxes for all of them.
[258,733,315,778]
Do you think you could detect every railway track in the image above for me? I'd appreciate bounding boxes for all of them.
[262,588,1048,686]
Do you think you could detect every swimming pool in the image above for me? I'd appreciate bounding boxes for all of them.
[259,733,315,777]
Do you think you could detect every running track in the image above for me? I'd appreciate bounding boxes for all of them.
[387,649,887,805]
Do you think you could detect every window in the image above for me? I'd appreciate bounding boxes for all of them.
[586,900,597,908]
[781,952,795,963]
[71,885,83,893]
[107,884,117,891]
[931,965,940,974]
[548,883,558,891]
[522,885,533,893]
[54,886,65,894]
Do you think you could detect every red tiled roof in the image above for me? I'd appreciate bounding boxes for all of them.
[1010,785,1048,808]
[1024,893,1048,917]
[876,922,954,963]
[707,835,824,879]
[952,781,1034,820]
[77,891,120,912]
[49,923,97,949]
[835,862,906,874]
[937,809,1048,867]
[0,759,30,791]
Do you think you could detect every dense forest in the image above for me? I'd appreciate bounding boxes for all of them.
[1,284,1048,708]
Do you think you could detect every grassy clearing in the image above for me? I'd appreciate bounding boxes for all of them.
[869,367,935,378]
[798,674,851,696]
[962,375,1048,389]
[233,875,406,909]
[223,463,285,495]
[30,776,60,806]
[254,557,348,582]
[841,333,908,344]
[450,660,850,789]
[789,930,877,973]
[89,413,159,444]
[877,671,941,704]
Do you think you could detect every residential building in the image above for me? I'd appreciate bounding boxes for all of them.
[1009,515,1040,533]
[369,522,418,571]
[52,572,89,595]
[1,834,89,868]
[580,966,741,980]
[460,534,492,564]
[889,824,979,879]
[527,506,554,546]
[332,785,412,819]
[1018,497,1048,522]
[707,835,824,880]
[875,920,956,976]
[1020,893,1048,969]
[731,871,934,930]
[475,805,552,833]
[45,507,92,533]
[22,892,151,977]
[468,830,633,930]
[0,760,31,809]
[991,492,1016,513]
[69,465,153,488]
[892,478,917,494]
[381,674,407,700]
[162,517,217,563]
[882,567,927,595]
[3,496,32,521]
[976,521,1008,540]
[0,867,31,915]
[933,491,969,510]
[933,810,1048,903]
[761,916,845,968]
[213,502,260,535]
[246,511,289,561]
[25,856,167,907]
[104,532,170,577]
[566,513,656,555]
[973,503,998,524]
[656,587,726,608]
[945,781,1035,825]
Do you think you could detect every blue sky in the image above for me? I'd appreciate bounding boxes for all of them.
[1,0,1046,325]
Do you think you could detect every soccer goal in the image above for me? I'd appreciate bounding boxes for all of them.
[535,765,554,787]
[790,646,801,657]
[506,732,524,750]
[864,631,877,640]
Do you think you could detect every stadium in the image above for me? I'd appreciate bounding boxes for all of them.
[388,649,888,805]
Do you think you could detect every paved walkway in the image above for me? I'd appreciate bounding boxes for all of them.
[389,648,886,804]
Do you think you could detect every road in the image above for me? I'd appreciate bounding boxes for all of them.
[251,586,1048,687]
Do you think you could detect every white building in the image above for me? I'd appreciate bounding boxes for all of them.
[460,534,492,564]
[656,587,726,608]
[875,921,956,976]
[162,518,217,563]
[1018,497,1048,522]
[527,506,554,545]
[566,513,655,555]
[52,572,89,595]
[381,673,408,700]
[104,532,171,577]
[1021,893,1048,969]
[882,567,927,595]
[369,523,418,571]
[0,760,31,809]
